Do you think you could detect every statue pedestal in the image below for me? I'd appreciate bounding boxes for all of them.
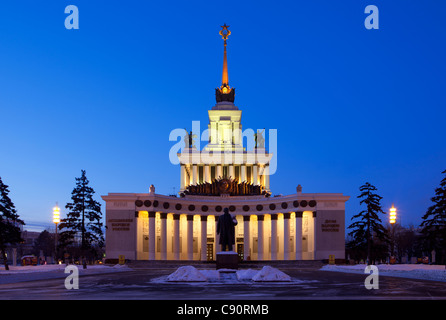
[216,251,238,270]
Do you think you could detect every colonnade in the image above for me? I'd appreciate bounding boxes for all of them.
[136,211,316,261]
[180,164,270,191]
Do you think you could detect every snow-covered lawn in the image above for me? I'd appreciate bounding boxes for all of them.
[321,264,446,282]
[0,264,131,284]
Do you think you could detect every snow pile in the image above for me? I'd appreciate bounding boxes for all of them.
[164,266,292,283]
[166,266,207,282]
[236,269,259,280]
[321,264,446,282]
[251,266,291,282]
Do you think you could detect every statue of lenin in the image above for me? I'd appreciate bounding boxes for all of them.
[217,207,238,251]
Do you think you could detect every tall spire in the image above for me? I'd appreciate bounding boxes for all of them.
[215,24,235,103]
[220,23,230,88]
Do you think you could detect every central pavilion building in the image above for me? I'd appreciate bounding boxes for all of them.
[102,25,349,262]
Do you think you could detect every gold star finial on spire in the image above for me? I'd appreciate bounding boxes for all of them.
[219,23,231,42]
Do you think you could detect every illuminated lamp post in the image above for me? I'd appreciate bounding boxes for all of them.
[389,204,397,225]
[389,204,397,260]
[53,203,60,263]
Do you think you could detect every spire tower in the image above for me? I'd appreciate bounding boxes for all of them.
[221,23,230,88]
[215,24,235,103]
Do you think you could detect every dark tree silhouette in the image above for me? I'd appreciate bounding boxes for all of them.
[420,169,446,264]
[0,176,24,270]
[32,230,55,258]
[347,182,389,264]
[59,170,104,267]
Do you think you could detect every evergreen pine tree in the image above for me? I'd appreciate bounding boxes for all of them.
[32,230,55,258]
[59,170,104,265]
[347,182,389,264]
[420,169,446,264]
[0,176,24,270]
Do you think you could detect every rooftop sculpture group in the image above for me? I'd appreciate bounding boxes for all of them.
[181,177,270,197]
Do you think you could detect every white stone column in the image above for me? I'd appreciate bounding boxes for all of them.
[253,165,258,185]
[187,215,194,260]
[160,213,167,260]
[257,215,264,260]
[192,165,198,185]
[243,215,250,260]
[200,215,207,261]
[180,165,186,191]
[173,214,180,260]
[229,165,235,180]
[271,214,278,260]
[216,164,222,179]
[258,164,264,187]
[295,212,302,260]
[210,122,217,144]
[204,165,211,183]
[241,165,246,182]
[214,218,220,256]
[135,212,142,259]
[148,211,156,260]
[283,213,291,260]
[264,165,270,191]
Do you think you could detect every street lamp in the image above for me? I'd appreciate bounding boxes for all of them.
[389,204,397,225]
[53,203,60,262]
[389,204,397,261]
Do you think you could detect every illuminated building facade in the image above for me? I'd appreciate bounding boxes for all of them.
[102,25,349,262]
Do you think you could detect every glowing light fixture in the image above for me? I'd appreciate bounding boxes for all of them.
[53,202,60,260]
[53,204,60,224]
[389,204,397,224]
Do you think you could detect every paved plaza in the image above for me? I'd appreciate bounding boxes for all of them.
[0,261,445,300]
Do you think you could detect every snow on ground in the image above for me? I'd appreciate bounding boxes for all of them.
[0,264,131,284]
[166,266,207,282]
[321,264,446,282]
[236,268,259,281]
[252,266,291,282]
[164,265,291,283]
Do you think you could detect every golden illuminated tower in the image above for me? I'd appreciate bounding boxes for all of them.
[207,24,242,151]
[215,24,235,104]
[220,23,230,91]
[178,24,272,193]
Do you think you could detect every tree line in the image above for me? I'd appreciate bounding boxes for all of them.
[0,170,104,270]
[347,169,446,265]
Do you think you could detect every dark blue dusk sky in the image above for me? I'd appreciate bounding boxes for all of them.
[0,1,445,232]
